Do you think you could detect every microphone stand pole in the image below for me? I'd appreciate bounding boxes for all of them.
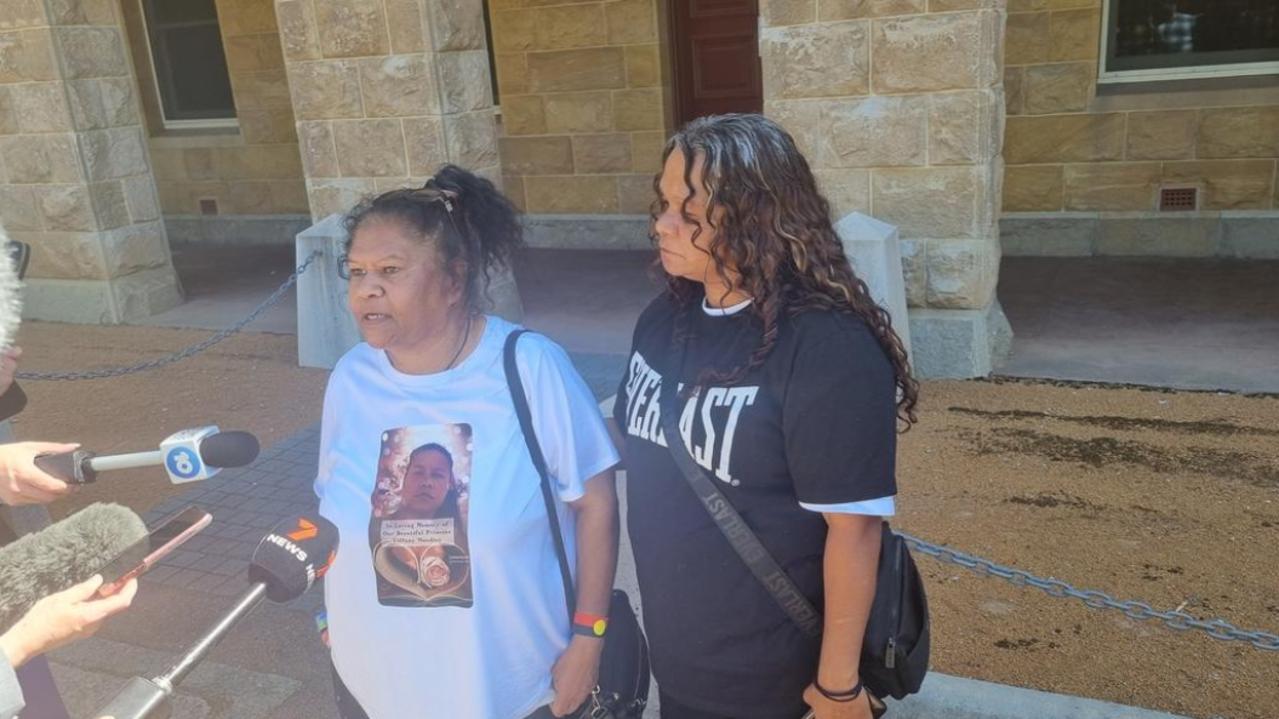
[91,584,268,719]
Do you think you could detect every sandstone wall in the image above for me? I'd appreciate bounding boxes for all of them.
[0,0,181,321]
[489,0,667,214]
[761,0,1007,313]
[276,0,500,220]
[1003,0,1279,214]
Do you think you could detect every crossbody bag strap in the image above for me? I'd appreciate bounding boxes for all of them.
[503,329,576,619]
[657,367,823,638]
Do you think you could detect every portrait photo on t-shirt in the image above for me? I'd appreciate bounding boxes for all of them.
[369,424,474,609]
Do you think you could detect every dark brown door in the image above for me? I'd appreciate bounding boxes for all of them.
[669,0,763,127]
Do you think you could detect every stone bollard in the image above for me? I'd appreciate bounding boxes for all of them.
[296,214,525,369]
[834,212,912,360]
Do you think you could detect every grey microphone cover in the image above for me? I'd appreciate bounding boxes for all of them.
[0,503,148,632]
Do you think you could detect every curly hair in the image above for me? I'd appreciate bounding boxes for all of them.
[654,114,919,428]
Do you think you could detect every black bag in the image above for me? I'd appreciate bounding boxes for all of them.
[657,379,928,702]
[504,330,651,719]
[860,523,930,700]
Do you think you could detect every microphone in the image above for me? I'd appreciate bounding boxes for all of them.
[34,427,261,485]
[92,514,338,719]
[0,503,148,632]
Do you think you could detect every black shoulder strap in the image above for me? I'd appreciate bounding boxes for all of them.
[657,376,823,638]
[503,329,576,619]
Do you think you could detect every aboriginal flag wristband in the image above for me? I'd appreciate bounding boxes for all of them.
[572,611,608,638]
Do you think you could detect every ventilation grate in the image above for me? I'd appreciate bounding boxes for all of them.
[1159,187,1197,212]
[198,198,219,216]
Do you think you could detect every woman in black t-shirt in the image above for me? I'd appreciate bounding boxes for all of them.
[613,114,917,719]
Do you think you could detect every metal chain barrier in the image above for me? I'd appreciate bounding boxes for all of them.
[17,251,322,382]
[898,530,1279,652]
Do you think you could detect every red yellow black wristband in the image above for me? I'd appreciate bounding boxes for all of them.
[572,612,608,638]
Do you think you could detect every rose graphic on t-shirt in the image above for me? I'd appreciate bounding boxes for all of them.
[369,424,473,608]
[419,553,450,587]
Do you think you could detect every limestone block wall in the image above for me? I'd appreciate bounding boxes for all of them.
[275,0,501,220]
[121,0,308,218]
[0,0,182,322]
[760,0,1007,314]
[488,0,667,214]
[1002,0,1279,215]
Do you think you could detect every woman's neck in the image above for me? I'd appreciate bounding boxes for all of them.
[702,278,751,308]
[387,313,486,375]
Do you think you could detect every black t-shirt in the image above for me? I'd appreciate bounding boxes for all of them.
[614,294,897,718]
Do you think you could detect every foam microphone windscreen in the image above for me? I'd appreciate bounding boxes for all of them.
[248,514,339,603]
[198,431,261,468]
[0,503,148,632]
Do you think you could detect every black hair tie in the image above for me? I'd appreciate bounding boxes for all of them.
[814,678,864,703]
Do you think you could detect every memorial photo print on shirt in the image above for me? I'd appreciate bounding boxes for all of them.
[369,424,473,609]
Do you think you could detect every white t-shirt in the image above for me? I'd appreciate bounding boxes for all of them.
[316,316,619,719]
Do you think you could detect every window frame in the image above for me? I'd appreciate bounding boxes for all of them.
[1098,0,1279,84]
[136,0,238,130]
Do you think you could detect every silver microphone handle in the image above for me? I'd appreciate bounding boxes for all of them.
[90,583,269,719]
[87,450,166,473]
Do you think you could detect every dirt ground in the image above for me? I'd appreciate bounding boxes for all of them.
[8,321,1278,719]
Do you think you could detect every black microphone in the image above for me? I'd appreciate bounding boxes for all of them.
[0,503,148,632]
[34,428,260,485]
[92,514,339,719]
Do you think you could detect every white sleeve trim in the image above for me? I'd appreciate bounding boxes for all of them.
[799,495,895,517]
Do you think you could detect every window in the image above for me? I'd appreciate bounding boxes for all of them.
[1100,0,1279,83]
[139,0,236,127]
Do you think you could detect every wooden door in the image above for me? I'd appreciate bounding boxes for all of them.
[669,0,763,127]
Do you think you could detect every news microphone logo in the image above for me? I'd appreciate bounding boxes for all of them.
[251,514,339,602]
[287,518,319,542]
[160,427,220,484]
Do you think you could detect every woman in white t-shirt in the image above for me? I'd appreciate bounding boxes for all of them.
[315,165,621,719]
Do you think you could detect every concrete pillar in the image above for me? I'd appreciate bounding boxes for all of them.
[760,0,1011,377]
[0,0,182,323]
[273,0,502,218]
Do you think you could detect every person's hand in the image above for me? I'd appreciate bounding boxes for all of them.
[549,635,603,716]
[0,346,20,395]
[0,441,79,505]
[802,683,883,719]
[0,575,137,668]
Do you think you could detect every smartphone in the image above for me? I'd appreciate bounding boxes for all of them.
[96,506,212,596]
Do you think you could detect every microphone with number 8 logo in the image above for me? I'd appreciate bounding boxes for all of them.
[34,426,260,485]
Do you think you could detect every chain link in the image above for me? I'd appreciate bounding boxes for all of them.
[897,531,1279,652]
[17,251,322,382]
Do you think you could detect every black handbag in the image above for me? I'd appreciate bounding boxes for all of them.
[504,330,651,719]
[656,378,929,702]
